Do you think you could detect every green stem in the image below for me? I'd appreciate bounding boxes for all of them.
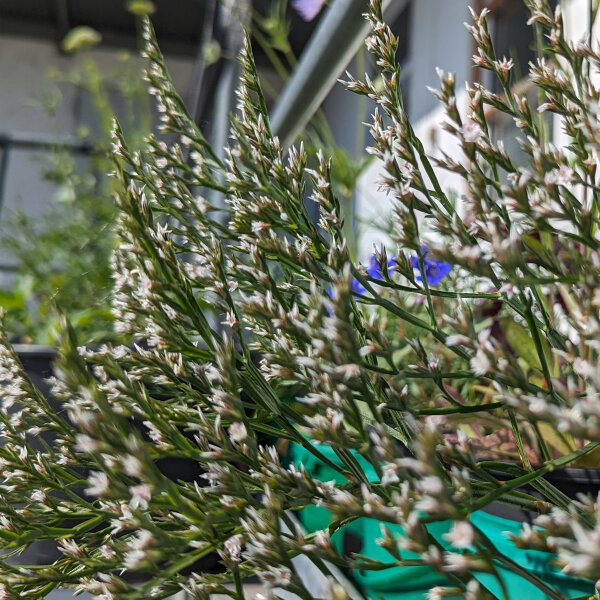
[233,565,245,600]
[521,292,556,399]
[414,401,504,415]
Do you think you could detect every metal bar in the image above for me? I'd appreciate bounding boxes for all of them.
[269,0,398,149]
[186,0,219,124]
[0,131,93,154]
[207,0,251,210]
[0,144,11,221]
[54,0,71,48]
[12,344,56,358]
[205,0,251,334]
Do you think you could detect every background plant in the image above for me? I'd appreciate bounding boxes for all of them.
[0,2,599,600]
[0,35,152,346]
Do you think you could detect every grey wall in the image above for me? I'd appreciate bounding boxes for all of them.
[407,0,471,122]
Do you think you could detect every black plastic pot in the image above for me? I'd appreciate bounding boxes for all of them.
[11,346,62,565]
[13,345,55,396]
[12,344,223,573]
[545,467,600,498]
[484,467,600,523]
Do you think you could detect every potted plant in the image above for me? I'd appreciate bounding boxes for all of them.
[0,1,599,600]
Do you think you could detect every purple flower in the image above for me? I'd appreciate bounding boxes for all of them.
[410,246,452,286]
[352,254,397,295]
[292,0,325,21]
[366,254,395,280]
[350,278,366,296]
[327,254,396,302]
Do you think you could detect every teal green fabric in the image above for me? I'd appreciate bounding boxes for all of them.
[354,517,451,598]
[288,442,594,600]
[469,511,593,600]
[288,442,376,553]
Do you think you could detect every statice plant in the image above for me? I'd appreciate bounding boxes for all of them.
[0,1,600,599]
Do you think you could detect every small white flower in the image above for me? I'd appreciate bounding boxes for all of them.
[573,358,595,379]
[85,471,110,497]
[123,548,147,570]
[129,529,154,550]
[544,164,574,186]
[100,544,116,559]
[425,414,447,430]
[122,455,143,477]
[259,566,292,588]
[110,519,128,535]
[76,434,99,453]
[129,483,152,509]
[444,552,470,571]
[419,476,444,495]
[426,587,446,600]
[143,421,164,445]
[31,489,46,504]
[422,544,443,567]
[160,303,177,320]
[445,335,469,347]
[329,410,344,430]
[222,311,238,329]
[228,422,247,444]
[251,221,269,235]
[59,539,83,557]
[416,497,442,513]
[224,534,243,562]
[359,344,377,357]
[465,579,483,600]
[460,121,483,143]
[335,363,361,381]
[381,462,399,485]
[494,56,514,75]
[470,349,490,375]
[18,446,28,462]
[314,529,331,548]
[529,397,549,416]
[444,521,474,549]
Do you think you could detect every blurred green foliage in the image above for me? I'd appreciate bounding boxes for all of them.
[0,41,152,346]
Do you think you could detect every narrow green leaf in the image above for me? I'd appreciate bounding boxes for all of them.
[500,317,553,373]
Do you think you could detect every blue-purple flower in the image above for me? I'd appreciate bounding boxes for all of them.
[410,246,451,285]
[291,0,325,21]
[326,254,396,305]
[352,254,397,295]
